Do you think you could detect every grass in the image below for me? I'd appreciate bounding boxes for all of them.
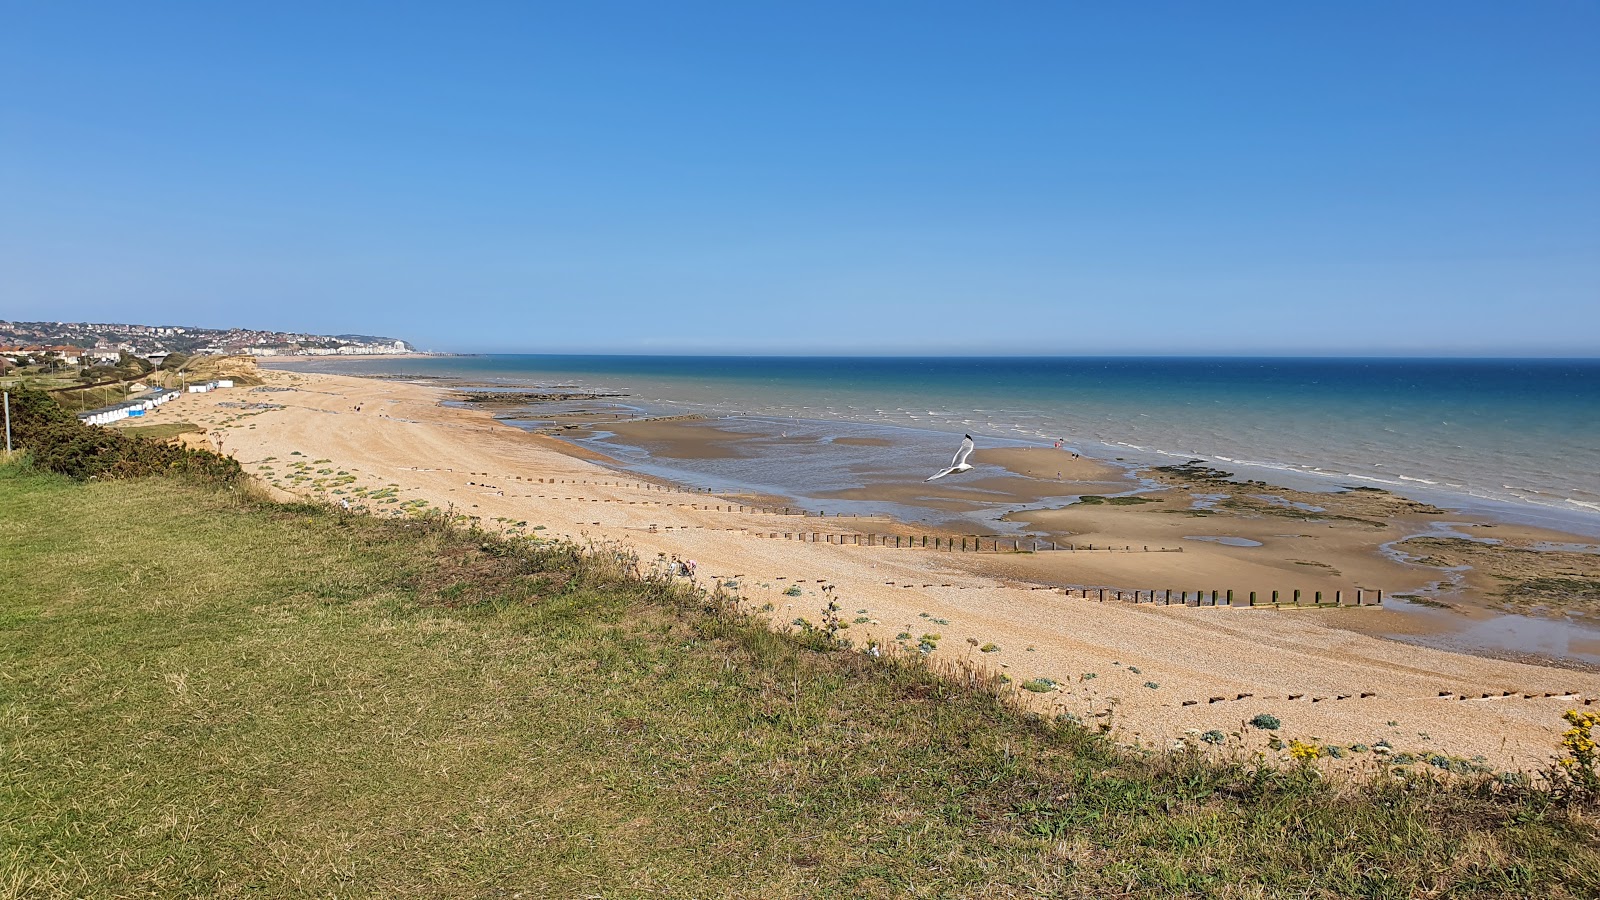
[117,421,204,441]
[3,463,1599,897]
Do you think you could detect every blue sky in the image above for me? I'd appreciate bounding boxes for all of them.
[2,2,1596,355]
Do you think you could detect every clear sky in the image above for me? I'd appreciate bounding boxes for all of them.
[3,2,1596,355]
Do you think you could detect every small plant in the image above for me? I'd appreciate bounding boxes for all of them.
[1200,730,1225,745]
[1561,709,1600,792]
[1126,666,1141,674]
[1288,739,1322,762]
[1021,678,1057,693]
[783,585,803,597]
[1143,681,1160,690]
[895,632,912,641]
[979,643,999,653]
[1249,713,1282,731]
[819,586,842,640]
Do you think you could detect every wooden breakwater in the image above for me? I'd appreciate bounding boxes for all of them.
[1058,586,1383,608]
[736,531,1181,553]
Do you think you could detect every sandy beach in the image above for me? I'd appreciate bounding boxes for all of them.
[134,362,1600,773]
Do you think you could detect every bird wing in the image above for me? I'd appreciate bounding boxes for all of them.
[951,435,975,468]
[926,466,957,482]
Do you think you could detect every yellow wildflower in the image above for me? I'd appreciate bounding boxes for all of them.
[1288,739,1322,762]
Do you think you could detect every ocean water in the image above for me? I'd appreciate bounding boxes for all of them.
[282,355,1600,536]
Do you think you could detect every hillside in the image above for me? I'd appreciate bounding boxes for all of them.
[2,452,1598,897]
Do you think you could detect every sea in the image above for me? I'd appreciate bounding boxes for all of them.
[277,355,1600,538]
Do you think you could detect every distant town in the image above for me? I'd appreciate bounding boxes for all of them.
[0,320,414,368]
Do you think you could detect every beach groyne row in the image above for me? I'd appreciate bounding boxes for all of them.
[677,527,1179,553]
[1059,586,1383,607]
[1178,691,1596,708]
[1435,690,1594,703]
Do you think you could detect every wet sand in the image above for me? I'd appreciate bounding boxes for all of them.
[131,362,1600,773]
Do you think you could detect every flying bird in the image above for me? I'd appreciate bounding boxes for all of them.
[926,434,976,481]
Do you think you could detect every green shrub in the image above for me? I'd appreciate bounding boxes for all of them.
[7,387,241,484]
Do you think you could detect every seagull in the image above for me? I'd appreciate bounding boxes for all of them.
[926,434,976,481]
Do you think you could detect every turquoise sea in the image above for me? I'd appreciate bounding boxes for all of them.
[280,355,1600,537]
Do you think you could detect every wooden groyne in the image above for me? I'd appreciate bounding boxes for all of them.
[1059,586,1384,608]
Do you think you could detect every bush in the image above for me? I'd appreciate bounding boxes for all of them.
[6,387,241,484]
[1249,713,1282,730]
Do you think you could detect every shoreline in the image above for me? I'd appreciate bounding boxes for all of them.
[257,354,1600,540]
[261,357,1600,638]
[168,361,1600,771]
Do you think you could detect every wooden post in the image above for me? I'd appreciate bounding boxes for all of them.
[962,537,968,551]
[1224,589,1233,606]
[1293,589,1301,606]
[1356,589,1363,605]
[1272,590,1279,605]
[1249,591,1257,606]
[1315,590,1323,604]
[1099,588,1105,601]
